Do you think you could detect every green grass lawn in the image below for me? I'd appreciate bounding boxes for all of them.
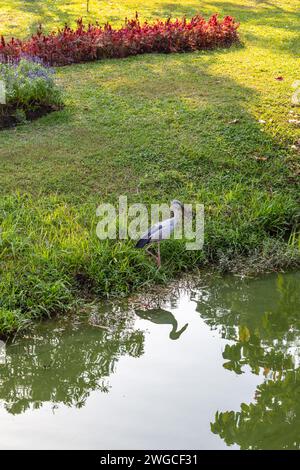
[0,0,299,336]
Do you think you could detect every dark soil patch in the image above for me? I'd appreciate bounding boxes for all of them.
[0,104,63,129]
[74,272,96,300]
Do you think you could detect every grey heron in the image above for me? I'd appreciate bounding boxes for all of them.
[135,200,184,267]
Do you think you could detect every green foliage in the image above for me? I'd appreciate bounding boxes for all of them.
[0,59,63,123]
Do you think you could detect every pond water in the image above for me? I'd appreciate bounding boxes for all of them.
[0,272,299,450]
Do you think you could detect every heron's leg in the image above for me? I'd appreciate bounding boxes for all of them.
[145,243,161,268]
[157,241,161,268]
[145,245,157,262]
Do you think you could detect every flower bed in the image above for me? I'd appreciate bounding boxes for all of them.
[0,14,240,66]
[0,58,63,129]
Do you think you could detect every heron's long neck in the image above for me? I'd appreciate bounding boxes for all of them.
[173,208,182,222]
[170,320,178,335]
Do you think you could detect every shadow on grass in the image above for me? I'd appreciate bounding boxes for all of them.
[151,1,201,18]
[83,53,289,191]
[16,0,73,34]
[151,1,300,57]
[0,50,294,201]
[208,1,300,32]
[243,29,300,57]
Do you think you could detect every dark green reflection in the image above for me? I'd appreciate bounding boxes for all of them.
[136,309,188,340]
[197,273,300,449]
[212,369,300,450]
[0,305,144,415]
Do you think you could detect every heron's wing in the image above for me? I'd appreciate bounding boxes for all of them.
[150,218,175,241]
[151,217,175,241]
[135,218,175,248]
[140,221,162,241]
[135,222,162,248]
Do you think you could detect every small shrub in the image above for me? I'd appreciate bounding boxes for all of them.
[0,57,63,128]
[0,14,240,66]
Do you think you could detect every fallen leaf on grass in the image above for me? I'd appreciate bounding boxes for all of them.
[291,139,300,152]
[254,156,268,161]
[275,76,284,81]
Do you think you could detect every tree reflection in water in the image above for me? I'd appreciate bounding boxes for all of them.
[0,303,144,415]
[195,272,300,449]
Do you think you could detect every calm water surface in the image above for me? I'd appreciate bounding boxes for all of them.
[0,272,299,449]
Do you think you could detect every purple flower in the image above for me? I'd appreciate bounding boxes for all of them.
[27,69,52,80]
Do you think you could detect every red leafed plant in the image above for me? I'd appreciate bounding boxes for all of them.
[0,14,240,66]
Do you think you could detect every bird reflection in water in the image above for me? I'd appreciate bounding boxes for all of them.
[135,309,188,340]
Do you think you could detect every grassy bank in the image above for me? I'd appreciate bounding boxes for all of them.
[0,0,299,336]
